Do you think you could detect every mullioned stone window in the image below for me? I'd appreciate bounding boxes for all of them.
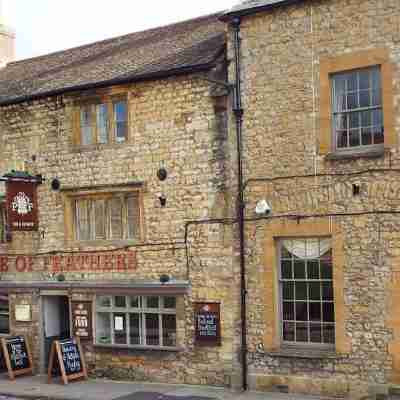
[73,96,128,146]
[95,295,177,348]
[62,185,143,244]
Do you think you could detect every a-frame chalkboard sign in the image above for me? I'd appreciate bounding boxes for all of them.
[47,337,88,385]
[0,336,33,380]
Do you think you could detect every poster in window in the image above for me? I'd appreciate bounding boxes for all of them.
[194,303,221,347]
[71,302,92,340]
[6,180,38,231]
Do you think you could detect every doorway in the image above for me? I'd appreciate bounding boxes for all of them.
[42,296,70,370]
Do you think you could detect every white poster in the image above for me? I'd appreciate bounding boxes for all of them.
[114,316,124,331]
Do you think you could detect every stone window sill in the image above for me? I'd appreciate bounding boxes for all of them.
[94,344,183,352]
[325,146,384,161]
[265,347,341,359]
[71,142,129,152]
[64,239,140,249]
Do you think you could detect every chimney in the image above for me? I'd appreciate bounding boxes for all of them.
[0,0,14,67]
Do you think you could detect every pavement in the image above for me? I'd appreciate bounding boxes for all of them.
[0,375,337,400]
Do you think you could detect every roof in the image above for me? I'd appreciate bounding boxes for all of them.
[0,13,226,106]
[221,0,303,21]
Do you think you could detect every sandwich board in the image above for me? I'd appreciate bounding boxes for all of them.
[0,336,33,380]
[47,337,88,385]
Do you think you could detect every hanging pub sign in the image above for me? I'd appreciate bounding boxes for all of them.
[5,172,40,232]
[194,302,221,347]
[71,301,92,340]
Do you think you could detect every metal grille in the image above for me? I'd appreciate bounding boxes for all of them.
[279,238,335,345]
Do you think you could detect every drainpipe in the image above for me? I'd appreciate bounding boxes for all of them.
[231,16,248,391]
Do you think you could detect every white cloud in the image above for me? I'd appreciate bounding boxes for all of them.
[3,0,235,60]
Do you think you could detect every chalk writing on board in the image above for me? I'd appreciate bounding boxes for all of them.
[194,303,221,346]
[59,339,83,376]
[6,337,30,371]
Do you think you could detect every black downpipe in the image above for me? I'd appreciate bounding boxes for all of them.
[231,17,247,391]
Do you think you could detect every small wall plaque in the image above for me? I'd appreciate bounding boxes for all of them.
[15,305,31,322]
[194,302,221,347]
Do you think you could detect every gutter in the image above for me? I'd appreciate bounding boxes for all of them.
[219,0,303,22]
[0,60,219,107]
[231,17,248,392]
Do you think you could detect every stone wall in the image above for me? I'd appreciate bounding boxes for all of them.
[226,0,400,397]
[0,72,241,386]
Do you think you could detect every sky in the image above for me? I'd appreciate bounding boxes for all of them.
[3,0,236,61]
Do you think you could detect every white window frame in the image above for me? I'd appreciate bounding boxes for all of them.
[331,66,384,152]
[95,295,177,348]
[278,238,335,348]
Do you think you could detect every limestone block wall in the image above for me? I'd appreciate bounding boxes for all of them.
[0,73,240,386]
[225,0,400,396]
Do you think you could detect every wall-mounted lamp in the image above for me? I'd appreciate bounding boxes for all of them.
[159,194,167,207]
[157,168,168,181]
[51,178,61,191]
[160,274,170,284]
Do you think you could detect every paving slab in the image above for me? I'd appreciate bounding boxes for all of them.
[0,374,334,400]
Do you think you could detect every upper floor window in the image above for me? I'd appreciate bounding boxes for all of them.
[76,98,128,146]
[319,48,395,156]
[332,67,383,151]
[74,192,140,242]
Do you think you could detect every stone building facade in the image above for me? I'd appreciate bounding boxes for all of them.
[222,0,400,397]
[0,13,243,388]
[0,0,400,398]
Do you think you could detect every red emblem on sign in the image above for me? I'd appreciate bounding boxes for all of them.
[6,179,38,231]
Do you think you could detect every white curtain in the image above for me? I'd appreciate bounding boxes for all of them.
[282,238,331,260]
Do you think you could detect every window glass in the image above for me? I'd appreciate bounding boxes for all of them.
[129,313,141,345]
[76,199,90,241]
[97,296,112,308]
[332,66,383,151]
[114,101,127,143]
[109,197,123,239]
[126,195,139,240]
[96,103,109,144]
[95,296,177,348]
[74,194,140,241]
[163,297,176,309]
[280,238,334,346]
[114,296,126,308]
[96,313,111,344]
[78,98,127,146]
[145,314,159,346]
[162,315,176,347]
[0,295,9,334]
[80,106,93,145]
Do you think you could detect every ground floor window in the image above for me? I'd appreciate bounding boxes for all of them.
[279,238,335,346]
[95,295,177,347]
[0,295,9,334]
